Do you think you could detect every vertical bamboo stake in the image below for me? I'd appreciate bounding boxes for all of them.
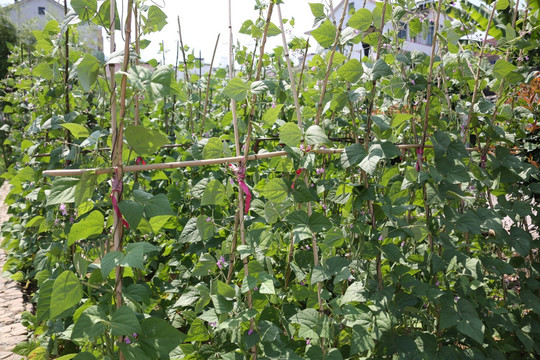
[461,1,498,143]
[107,0,117,255]
[112,2,132,358]
[201,34,221,132]
[134,2,140,126]
[177,16,194,133]
[276,4,302,127]
[296,38,310,96]
[63,0,70,114]
[315,0,349,125]
[364,0,387,291]
[418,0,443,254]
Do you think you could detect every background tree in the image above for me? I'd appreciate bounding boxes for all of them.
[0,15,17,79]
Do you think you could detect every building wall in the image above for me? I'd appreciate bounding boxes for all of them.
[4,0,103,52]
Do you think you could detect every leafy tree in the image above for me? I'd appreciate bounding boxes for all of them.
[0,15,17,79]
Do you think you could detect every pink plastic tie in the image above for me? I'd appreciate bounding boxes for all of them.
[230,164,251,214]
[111,168,129,228]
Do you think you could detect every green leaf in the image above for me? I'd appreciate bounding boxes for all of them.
[312,265,331,283]
[196,215,214,241]
[496,0,509,10]
[223,77,248,101]
[409,18,422,37]
[457,318,484,344]
[50,271,83,319]
[71,306,107,342]
[146,5,168,32]
[262,104,285,128]
[68,210,104,246]
[305,125,329,146]
[202,137,225,159]
[61,123,90,139]
[201,179,226,206]
[341,144,367,168]
[309,3,325,17]
[359,144,383,175]
[33,62,53,80]
[117,200,144,229]
[124,125,169,156]
[47,178,79,206]
[71,0,98,22]
[347,8,372,31]
[337,59,363,83]
[260,178,289,203]
[185,319,210,342]
[392,113,413,127]
[510,226,532,256]
[144,193,174,218]
[101,251,123,278]
[492,59,516,80]
[111,306,142,336]
[215,280,235,298]
[372,59,393,81]
[179,218,202,244]
[351,325,375,355]
[312,20,336,48]
[74,172,97,207]
[76,54,100,91]
[26,216,45,228]
[279,122,302,147]
[139,318,185,357]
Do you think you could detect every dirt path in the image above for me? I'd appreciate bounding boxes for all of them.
[0,182,28,360]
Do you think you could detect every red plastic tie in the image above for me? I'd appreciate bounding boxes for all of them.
[111,168,129,228]
[291,168,304,189]
[136,156,146,165]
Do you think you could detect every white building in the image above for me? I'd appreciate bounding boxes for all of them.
[329,0,444,56]
[2,0,103,51]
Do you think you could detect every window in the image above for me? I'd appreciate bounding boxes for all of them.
[38,7,45,15]
[426,24,435,46]
[398,23,408,39]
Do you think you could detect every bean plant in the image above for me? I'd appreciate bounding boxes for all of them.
[0,0,539,359]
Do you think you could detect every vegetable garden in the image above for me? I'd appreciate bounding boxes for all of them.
[0,0,539,358]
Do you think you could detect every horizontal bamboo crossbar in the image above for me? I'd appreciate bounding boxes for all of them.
[41,145,479,177]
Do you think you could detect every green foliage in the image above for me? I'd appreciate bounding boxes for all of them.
[1,0,539,359]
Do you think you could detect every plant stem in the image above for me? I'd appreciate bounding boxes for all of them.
[177,16,193,133]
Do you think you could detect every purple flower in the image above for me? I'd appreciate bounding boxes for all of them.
[300,280,305,286]
[209,322,217,328]
[254,286,258,291]
[248,329,254,335]
[454,296,459,302]
[206,217,212,222]
[311,66,317,71]
[272,102,276,108]
[59,203,68,216]
[435,281,440,286]
[306,338,311,345]
[378,235,383,241]
[125,337,131,344]
[400,241,405,247]
[306,244,310,250]
[217,255,226,269]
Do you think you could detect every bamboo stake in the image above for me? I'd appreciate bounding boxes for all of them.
[276,4,302,127]
[418,0,443,256]
[177,16,193,133]
[315,0,349,125]
[42,145,482,177]
[63,0,70,114]
[363,0,388,291]
[296,38,310,96]
[134,2,140,126]
[201,34,221,132]
[461,0,498,143]
[107,0,117,255]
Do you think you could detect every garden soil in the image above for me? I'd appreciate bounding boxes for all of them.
[0,181,28,360]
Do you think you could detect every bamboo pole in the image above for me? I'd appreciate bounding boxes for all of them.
[315,0,349,125]
[201,34,221,132]
[276,4,302,127]
[42,145,482,177]
[177,16,193,133]
[363,0,388,291]
[461,0,498,143]
[418,0,443,256]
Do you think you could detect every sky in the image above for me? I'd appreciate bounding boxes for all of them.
[0,0,319,67]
